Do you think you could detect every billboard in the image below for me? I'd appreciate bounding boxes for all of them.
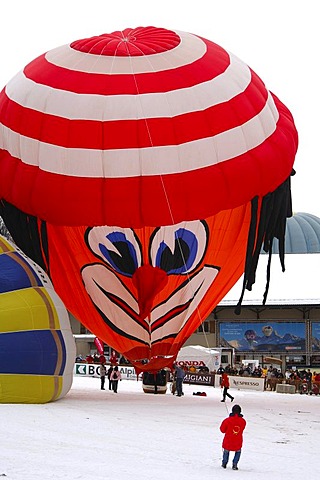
[74,363,137,379]
[311,323,320,351]
[219,322,305,352]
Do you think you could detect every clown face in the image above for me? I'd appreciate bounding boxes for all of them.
[81,221,220,350]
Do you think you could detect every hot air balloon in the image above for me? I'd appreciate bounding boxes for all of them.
[244,329,257,350]
[0,235,76,403]
[262,325,273,337]
[0,27,298,373]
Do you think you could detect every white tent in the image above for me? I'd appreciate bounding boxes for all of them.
[176,345,221,372]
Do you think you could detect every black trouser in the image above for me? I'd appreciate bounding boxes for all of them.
[101,376,105,389]
[112,380,119,393]
[222,386,233,400]
[176,378,183,396]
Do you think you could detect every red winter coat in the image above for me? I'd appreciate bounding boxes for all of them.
[220,414,246,451]
[221,373,230,388]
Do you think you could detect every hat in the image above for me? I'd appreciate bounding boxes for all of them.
[231,404,241,415]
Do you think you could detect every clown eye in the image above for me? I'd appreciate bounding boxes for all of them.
[149,221,208,275]
[86,227,142,277]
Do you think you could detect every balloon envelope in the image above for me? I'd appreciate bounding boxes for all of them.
[0,27,298,372]
[0,235,76,403]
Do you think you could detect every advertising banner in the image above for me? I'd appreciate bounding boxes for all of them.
[215,375,265,391]
[74,363,138,379]
[312,323,320,351]
[220,322,305,352]
[183,372,215,386]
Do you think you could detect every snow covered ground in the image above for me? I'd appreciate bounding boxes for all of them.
[1,375,319,480]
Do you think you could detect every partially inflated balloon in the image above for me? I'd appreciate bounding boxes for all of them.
[0,235,76,403]
[0,27,298,372]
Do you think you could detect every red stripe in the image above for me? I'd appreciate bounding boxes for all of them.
[23,39,230,95]
[70,27,181,56]
[0,96,298,228]
[0,70,267,149]
[151,300,192,331]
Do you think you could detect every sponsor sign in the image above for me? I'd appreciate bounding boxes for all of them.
[74,363,138,380]
[215,375,264,391]
[176,360,206,367]
[183,373,215,386]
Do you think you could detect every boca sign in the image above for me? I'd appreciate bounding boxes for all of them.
[74,363,137,379]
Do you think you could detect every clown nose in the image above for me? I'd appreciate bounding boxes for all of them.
[132,265,168,319]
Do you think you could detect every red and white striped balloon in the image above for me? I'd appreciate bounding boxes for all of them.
[0,26,298,227]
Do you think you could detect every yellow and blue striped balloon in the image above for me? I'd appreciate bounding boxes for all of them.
[0,235,76,403]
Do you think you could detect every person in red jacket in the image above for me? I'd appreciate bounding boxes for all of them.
[220,372,234,402]
[220,404,246,470]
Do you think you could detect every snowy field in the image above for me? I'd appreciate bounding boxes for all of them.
[1,375,319,480]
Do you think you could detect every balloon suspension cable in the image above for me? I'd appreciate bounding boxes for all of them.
[199,319,211,349]
[121,36,206,331]
[156,174,206,331]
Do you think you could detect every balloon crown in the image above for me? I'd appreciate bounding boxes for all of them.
[71,26,180,56]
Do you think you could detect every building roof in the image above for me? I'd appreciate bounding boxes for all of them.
[218,212,320,307]
[220,251,320,307]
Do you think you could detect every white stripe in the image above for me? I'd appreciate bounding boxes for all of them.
[6,52,250,121]
[45,31,206,75]
[0,93,279,178]
[81,261,219,344]
[150,266,219,342]
[81,265,149,343]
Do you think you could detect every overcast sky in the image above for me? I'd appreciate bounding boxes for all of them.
[1,0,318,216]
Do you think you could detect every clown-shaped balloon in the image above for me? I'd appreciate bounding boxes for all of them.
[0,27,298,372]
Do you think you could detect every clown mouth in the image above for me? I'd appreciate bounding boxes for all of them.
[81,264,219,346]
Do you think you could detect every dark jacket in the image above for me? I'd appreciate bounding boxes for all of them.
[175,366,186,380]
[220,413,246,451]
